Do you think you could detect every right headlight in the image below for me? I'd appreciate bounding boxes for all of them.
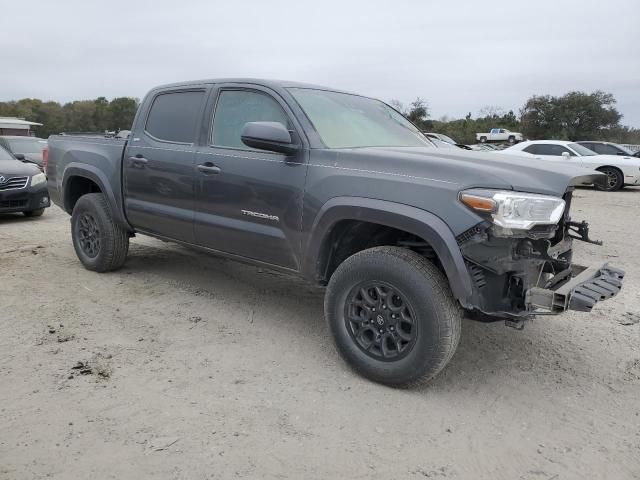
[31,172,47,187]
[459,189,565,230]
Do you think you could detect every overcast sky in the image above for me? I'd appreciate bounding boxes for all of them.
[2,0,639,125]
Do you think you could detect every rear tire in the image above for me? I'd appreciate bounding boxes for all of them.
[325,246,462,387]
[23,208,45,217]
[479,136,487,143]
[595,167,623,191]
[71,193,129,272]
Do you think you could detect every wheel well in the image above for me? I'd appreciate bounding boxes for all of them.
[64,176,102,213]
[596,165,622,174]
[318,220,440,283]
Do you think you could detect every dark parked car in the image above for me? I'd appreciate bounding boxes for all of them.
[576,141,636,157]
[46,79,624,386]
[0,136,47,170]
[0,145,50,217]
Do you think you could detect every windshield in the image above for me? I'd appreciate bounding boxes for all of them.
[7,138,46,154]
[0,146,15,161]
[288,88,431,148]
[568,143,597,156]
[612,143,633,155]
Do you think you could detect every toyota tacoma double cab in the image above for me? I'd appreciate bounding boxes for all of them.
[46,79,624,387]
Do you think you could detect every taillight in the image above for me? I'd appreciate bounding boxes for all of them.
[42,145,49,171]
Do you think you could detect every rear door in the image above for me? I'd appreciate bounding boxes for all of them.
[123,87,207,243]
[192,85,308,270]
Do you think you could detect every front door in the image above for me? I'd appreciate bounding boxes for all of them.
[193,86,307,270]
[124,88,206,243]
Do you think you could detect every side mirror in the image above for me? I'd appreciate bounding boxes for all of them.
[241,122,299,155]
[561,151,571,159]
[14,153,25,161]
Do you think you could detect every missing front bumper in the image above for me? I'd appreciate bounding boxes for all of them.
[525,263,625,313]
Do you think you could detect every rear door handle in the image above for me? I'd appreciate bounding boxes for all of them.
[197,163,221,175]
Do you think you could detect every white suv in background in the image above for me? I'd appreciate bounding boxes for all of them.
[500,140,640,191]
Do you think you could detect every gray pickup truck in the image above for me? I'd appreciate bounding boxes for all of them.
[46,79,624,387]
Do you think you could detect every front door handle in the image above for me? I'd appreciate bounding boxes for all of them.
[128,155,149,167]
[197,163,221,175]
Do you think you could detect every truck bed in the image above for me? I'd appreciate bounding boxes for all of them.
[47,135,128,223]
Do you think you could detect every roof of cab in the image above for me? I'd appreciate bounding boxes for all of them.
[150,78,356,95]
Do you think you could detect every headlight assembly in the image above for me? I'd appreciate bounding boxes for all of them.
[31,172,46,187]
[460,189,565,231]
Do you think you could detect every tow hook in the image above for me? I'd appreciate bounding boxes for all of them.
[567,220,603,245]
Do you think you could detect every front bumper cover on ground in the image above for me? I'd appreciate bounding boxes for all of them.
[525,263,625,313]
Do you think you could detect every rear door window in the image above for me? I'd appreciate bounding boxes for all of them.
[535,144,554,155]
[145,90,205,143]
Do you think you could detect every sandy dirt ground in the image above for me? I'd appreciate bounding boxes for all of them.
[1,187,639,480]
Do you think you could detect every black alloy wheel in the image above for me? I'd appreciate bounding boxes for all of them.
[344,281,418,361]
[70,193,129,272]
[76,212,101,258]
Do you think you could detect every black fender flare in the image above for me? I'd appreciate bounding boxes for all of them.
[61,164,131,230]
[302,197,473,308]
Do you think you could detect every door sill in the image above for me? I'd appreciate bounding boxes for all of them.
[134,228,301,276]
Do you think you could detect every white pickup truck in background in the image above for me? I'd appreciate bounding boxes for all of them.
[476,128,523,143]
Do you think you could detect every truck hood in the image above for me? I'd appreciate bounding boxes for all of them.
[335,146,603,196]
[0,159,41,176]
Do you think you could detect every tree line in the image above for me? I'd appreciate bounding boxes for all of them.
[1,90,638,146]
[0,97,139,139]
[392,91,640,145]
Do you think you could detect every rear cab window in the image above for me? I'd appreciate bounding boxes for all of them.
[145,90,205,144]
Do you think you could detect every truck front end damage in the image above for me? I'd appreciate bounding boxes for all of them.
[457,189,624,320]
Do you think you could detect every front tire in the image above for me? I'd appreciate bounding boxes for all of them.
[325,246,462,387]
[71,193,129,272]
[595,167,623,191]
[23,208,45,217]
[508,136,516,144]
